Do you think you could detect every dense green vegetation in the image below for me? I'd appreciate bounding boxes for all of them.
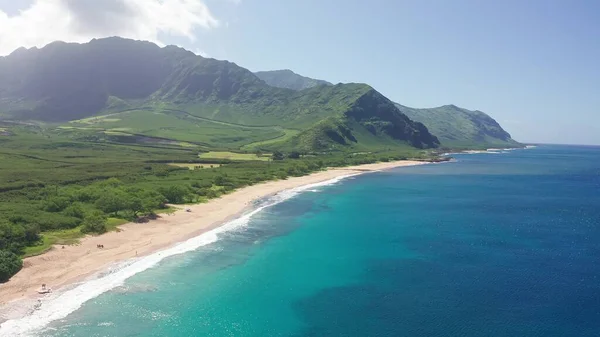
[0,250,22,283]
[254,69,332,90]
[0,123,434,282]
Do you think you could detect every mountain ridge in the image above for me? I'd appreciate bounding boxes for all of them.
[394,103,520,148]
[0,37,439,151]
[253,69,520,148]
[254,69,332,91]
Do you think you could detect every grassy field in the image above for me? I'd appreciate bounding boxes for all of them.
[198,151,271,161]
[67,109,289,150]
[22,227,83,257]
[0,126,199,188]
[22,218,129,257]
[241,128,301,151]
[168,163,222,169]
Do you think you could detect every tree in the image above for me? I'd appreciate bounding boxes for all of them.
[213,174,227,186]
[98,177,123,188]
[81,210,107,234]
[120,187,164,216]
[44,196,71,212]
[63,203,86,219]
[22,223,40,245]
[125,195,144,216]
[0,220,26,254]
[272,151,285,161]
[158,185,189,204]
[288,151,301,159]
[95,190,128,216]
[141,190,166,212]
[0,250,22,283]
[286,166,296,175]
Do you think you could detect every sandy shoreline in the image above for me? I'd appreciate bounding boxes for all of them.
[0,160,426,321]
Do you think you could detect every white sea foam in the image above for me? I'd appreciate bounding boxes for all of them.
[487,148,517,152]
[97,322,114,327]
[0,174,358,337]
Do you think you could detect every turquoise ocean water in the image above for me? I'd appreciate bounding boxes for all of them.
[6,145,600,336]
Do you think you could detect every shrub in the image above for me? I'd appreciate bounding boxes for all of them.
[213,175,227,186]
[272,151,284,161]
[63,203,86,219]
[43,196,71,212]
[206,189,219,198]
[81,211,107,234]
[158,185,190,204]
[0,220,26,254]
[0,250,23,283]
[288,151,301,159]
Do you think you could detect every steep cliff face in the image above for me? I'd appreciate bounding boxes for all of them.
[347,90,439,148]
[282,89,440,152]
[395,103,521,147]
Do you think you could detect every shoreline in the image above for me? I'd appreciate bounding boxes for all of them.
[439,146,529,156]
[0,160,427,324]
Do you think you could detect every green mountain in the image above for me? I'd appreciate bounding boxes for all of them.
[0,37,439,152]
[248,68,520,148]
[254,69,332,91]
[394,103,521,148]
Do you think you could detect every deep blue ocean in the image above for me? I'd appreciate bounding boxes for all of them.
[19,146,600,336]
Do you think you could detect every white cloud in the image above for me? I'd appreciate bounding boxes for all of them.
[0,0,219,55]
[194,48,210,57]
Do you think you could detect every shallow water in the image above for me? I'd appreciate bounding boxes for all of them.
[9,145,600,337]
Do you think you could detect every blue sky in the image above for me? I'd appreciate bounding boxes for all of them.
[1,0,598,145]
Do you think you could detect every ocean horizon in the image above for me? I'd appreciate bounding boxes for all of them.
[3,145,600,337]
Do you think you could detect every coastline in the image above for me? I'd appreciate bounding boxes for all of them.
[441,146,530,156]
[0,160,426,324]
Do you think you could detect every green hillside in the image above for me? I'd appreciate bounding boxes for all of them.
[248,68,520,149]
[394,103,521,148]
[254,69,332,90]
[0,37,438,152]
